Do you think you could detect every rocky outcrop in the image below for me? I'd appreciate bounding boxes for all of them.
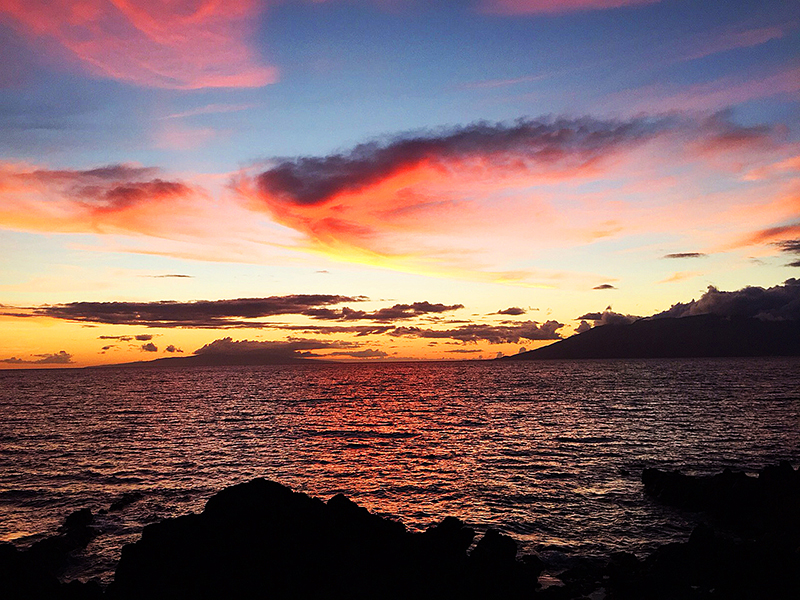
[0,508,102,600]
[107,479,542,599]
[3,464,797,599]
[530,463,800,599]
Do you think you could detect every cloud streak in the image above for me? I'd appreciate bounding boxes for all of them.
[0,162,201,237]
[0,0,276,89]
[663,252,706,259]
[775,239,800,267]
[479,0,660,15]
[390,320,564,344]
[8,295,366,328]
[2,296,467,329]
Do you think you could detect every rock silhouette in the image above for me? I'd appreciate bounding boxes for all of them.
[2,465,797,599]
[0,508,101,600]
[107,479,541,599]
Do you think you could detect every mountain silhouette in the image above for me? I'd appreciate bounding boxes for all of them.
[505,315,800,360]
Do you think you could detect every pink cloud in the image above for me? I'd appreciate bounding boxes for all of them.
[611,66,800,114]
[659,271,702,284]
[0,0,276,89]
[679,23,796,62]
[479,0,660,15]
[0,162,202,236]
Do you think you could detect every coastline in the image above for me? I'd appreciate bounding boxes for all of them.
[2,463,798,599]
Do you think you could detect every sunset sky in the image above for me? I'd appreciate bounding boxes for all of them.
[0,0,798,366]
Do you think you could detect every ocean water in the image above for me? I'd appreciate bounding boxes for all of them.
[1,358,799,583]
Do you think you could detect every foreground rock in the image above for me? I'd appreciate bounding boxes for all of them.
[3,464,797,599]
[107,479,542,599]
[0,508,102,600]
[541,463,800,599]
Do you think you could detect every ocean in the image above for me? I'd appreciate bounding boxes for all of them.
[1,357,799,584]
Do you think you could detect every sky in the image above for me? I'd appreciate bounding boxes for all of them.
[0,0,798,367]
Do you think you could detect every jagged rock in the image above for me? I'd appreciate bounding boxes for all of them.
[107,479,539,600]
[0,508,100,600]
[109,492,144,512]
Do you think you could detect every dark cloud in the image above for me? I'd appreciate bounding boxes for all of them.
[1,350,73,365]
[192,337,357,362]
[496,307,525,315]
[84,180,190,213]
[327,349,388,358]
[99,335,133,341]
[271,324,396,337]
[390,320,564,344]
[24,164,158,183]
[135,334,153,341]
[775,239,800,267]
[15,295,367,328]
[575,320,592,334]
[445,348,483,353]
[663,252,707,259]
[195,337,357,355]
[577,308,640,326]
[141,342,158,352]
[9,296,465,328]
[165,345,183,353]
[3,163,194,216]
[367,302,464,321]
[654,279,800,321]
[592,284,616,290]
[693,111,780,154]
[256,117,669,206]
[147,274,193,278]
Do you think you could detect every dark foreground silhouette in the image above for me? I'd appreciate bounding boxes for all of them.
[2,463,798,599]
[506,315,800,360]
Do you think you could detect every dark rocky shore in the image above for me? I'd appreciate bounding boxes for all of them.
[2,463,798,599]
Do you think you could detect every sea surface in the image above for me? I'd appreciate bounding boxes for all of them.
[1,358,799,584]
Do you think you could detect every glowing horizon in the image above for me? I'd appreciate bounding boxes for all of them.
[1,0,798,367]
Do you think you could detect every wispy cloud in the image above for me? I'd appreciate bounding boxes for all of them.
[478,0,660,15]
[458,74,548,90]
[775,239,800,267]
[678,22,796,63]
[659,271,702,284]
[0,162,200,236]
[0,0,276,89]
[663,252,707,259]
[159,103,257,120]
[613,66,800,113]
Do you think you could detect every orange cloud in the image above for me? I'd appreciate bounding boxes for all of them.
[479,0,660,15]
[242,118,667,259]
[0,162,204,236]
[659,271,702,284]
[0,0,275,89]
